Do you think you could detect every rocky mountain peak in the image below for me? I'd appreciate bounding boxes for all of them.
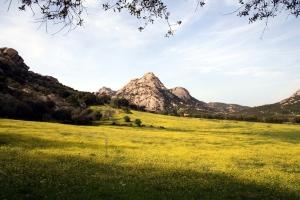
[0,47,28,70]
[115,72,169,112]
[115,72,210,113]
[169,87,192,101]
[96,87,116,96]
[138,72,166,90]
[143,72,156,78]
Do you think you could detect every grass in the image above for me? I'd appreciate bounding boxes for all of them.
[0,106,300,199]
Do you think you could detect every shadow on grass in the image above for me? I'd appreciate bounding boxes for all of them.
[239,131,300,144]
[0,151,299,200]
[0,133,100,149]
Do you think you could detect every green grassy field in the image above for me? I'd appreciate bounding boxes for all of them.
[0,107,300,200]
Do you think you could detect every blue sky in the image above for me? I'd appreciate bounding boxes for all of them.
[0,0,299,106]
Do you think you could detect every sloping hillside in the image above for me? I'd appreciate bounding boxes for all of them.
[0,47,101,124]
[208,102,249,113]
[236,90,300,118]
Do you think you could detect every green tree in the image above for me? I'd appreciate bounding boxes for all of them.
[134,119,142,127]
[123,115,131,122]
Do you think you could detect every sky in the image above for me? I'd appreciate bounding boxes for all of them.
[0,0,299,106]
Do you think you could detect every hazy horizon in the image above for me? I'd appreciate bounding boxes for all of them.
[1,0,299,106]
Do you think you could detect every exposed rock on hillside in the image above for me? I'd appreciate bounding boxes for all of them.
[0,47,27,68]
[96,87,116,96]
[280,90,300,106]
[115,72,209,113]
[116,72,174,112]
[169,87,192,102]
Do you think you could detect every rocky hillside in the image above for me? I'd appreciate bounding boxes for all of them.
[238,90,300,117]
[0,47,101,124]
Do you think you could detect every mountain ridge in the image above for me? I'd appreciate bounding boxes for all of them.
[97,72,248,115]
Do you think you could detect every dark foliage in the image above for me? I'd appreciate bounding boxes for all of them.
[134,118,142,126]
[129,104,146,111]
[239,0,300,23]
[110,98,130,108]
[9,1,299,36]
[71,109,102,125]
[123,115,131,122]
[97,94,111,105]
[294,116,300,123]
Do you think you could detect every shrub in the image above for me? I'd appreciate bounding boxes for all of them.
[122,107,132,114]
[293,116,300,124]
[53,108,72,122]
[134,119,142,127]
[123,115,131,122]
[264,116,288,124]
[70,109,101,125]
[97,94,111,104]
[82,93,98,106]
[93,111,102,121]
[102,109,114,119]
[110,98,129,108]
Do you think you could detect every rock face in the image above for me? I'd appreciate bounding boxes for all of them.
[96,87,116,96]
[115,72,209,113]
[116,72,173,112]
[0,47,27,69]
[169,87,192,102]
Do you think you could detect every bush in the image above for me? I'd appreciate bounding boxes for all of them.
[123,115,131,122]
[97,94,111,104]
[53,108,72,122]
[93,111,102,121]
[122,107,132,114]
[134,119,142,127]
[82,93,98,106]
[293,116,300,124]
[110,98,129,108]
[264,116,288,124]
[70,109,102,125]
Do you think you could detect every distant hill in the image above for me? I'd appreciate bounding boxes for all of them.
[208,102,250,114]
[237,90,300,118]
[0,47,102,124]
